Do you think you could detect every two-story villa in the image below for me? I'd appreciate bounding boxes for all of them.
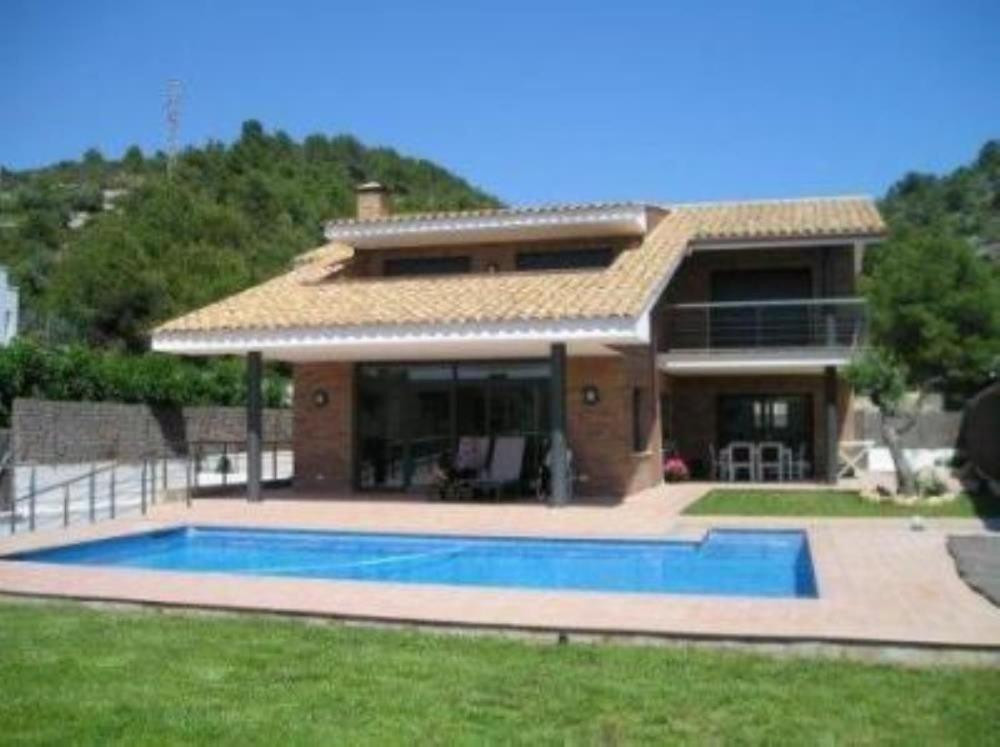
[152,184,885,502]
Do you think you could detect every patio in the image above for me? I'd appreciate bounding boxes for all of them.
[1,484,997,650]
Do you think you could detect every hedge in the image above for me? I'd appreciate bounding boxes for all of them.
[0,339,287,426]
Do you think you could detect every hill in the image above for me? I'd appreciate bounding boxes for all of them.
[880,140,999,254]
[0,121,500,350]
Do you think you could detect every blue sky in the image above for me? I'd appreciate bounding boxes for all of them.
[2,0,997,204]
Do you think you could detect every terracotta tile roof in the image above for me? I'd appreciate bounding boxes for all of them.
[154,196,884,336]
[673,195,885,241]
[157,211,695,334]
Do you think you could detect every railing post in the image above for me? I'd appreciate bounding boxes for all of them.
[110,465,117,519]
[29,466,37,532]
[825,305,836,347]
[9,474,16,535]
[63,484,70,528]
[141,459,148,516]
[222,443,229,488]
[185,451,192,508]
[162,457,168,491]
[88,464,96,523]
[272,443,278,481]
[150,459,157,505]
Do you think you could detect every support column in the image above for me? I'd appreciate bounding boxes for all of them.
[549,343,569,506]
[247,351,263,502]
[824,365,838,484]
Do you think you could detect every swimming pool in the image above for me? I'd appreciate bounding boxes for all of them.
[9,527,818,598]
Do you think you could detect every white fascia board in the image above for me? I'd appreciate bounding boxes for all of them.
[658,351,853,375]
[153,315,651,357]
[324,206,648,249]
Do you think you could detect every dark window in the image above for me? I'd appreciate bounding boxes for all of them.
[384,256,471,277]
[709,268,813,348]
[516,247,613,271]
[632,387,643,452]
[710,268,812,303]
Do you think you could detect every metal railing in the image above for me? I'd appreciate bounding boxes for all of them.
[3,440,292,536]
[660,297,867,352]
[4,455,192,536]
[188,440,292,493]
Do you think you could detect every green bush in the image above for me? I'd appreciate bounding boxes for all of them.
[0,339,287,426]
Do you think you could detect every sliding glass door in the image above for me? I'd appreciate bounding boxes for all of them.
[356,362,550,491]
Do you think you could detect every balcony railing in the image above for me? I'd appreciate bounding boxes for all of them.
[660,297,867,353]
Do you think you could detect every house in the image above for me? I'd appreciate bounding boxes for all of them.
[152,184,885,501]
[0,266,18,346]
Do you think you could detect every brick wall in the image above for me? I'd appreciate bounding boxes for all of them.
[293,362,354,492]
[11,398,292,464]
[566,347,662,497]
[665,374,851,477]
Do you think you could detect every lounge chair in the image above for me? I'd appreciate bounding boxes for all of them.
[474,436,526,500]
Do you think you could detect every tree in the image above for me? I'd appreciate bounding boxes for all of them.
[847,231,1000,495]
[123,145,145,173]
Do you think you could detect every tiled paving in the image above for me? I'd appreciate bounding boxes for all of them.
[0,483,998,648]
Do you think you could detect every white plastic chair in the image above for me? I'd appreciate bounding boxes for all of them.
[726,442,755,481]
[757,442,784,482]
[787,443,811,481]
[709,443,730,481]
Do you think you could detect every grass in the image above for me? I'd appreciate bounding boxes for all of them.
[1,602,999,744]
[683,489,999,518]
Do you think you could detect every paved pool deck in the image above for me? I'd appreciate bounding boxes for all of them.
[1,484,998,650]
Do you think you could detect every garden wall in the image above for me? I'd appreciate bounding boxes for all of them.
[12,398,292,464]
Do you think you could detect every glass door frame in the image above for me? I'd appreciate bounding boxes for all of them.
[352,359,551,492]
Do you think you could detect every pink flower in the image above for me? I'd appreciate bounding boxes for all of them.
[663,456,690,482]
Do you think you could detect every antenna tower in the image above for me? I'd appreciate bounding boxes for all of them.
[165,79,182,176]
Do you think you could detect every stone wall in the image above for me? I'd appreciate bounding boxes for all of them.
[11,398,292,464]
[854,409,962,449]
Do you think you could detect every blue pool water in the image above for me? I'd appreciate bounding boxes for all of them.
[10,527,818,598]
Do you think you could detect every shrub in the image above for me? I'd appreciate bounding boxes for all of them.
[0,339,287,426]
[663,456,690,482]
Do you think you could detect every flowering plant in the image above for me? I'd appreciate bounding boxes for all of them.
[663,455,690,482]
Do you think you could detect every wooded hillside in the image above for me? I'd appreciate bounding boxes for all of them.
[0,121,500,350]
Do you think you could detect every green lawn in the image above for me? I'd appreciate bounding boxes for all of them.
[683,489,999,518]
[1,603,998,744]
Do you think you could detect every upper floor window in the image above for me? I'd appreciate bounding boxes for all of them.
[515,247,613,271]
[383,256,471,277]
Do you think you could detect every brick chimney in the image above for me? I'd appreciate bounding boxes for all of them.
[355,181,391,220]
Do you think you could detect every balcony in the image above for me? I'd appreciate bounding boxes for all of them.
[658,298,867,374]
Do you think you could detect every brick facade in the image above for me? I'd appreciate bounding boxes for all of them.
[293,362,354,492]
[290,348,664,499]
[566,347,662,497]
